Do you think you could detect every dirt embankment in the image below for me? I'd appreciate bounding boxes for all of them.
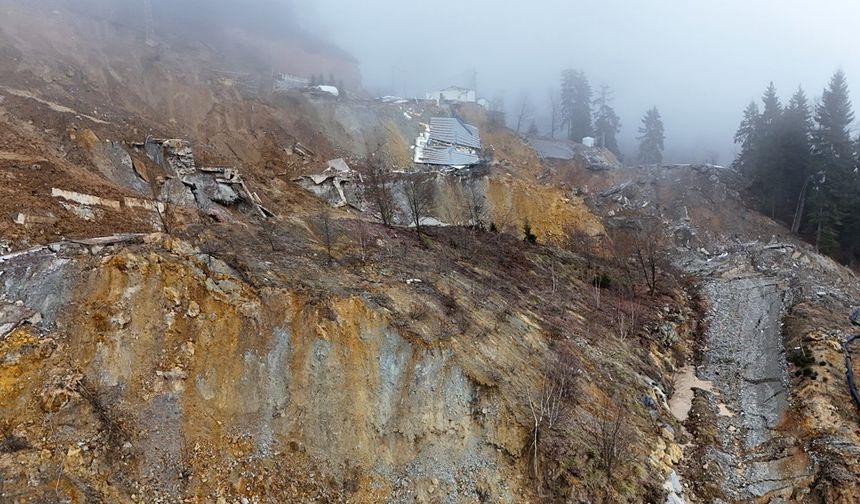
[0,223,698,503]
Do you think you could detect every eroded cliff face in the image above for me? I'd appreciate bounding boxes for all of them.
[0,237,535,502]
[0,223,698,503]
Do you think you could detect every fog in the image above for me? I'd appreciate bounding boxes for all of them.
[295,0,860,164]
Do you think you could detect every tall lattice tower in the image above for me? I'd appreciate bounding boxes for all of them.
[144,0,156,46]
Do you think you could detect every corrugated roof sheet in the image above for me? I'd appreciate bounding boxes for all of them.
[418,146,481,166]
[428,117,481,150]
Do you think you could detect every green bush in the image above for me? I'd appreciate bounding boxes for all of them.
[523,220,537,244]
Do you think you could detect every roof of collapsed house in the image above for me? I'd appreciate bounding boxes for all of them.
[413,117,482,167]
[418,146,481,166]
[428,117,481,150]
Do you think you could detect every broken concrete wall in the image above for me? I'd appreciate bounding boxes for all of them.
[159,179,197,208]
[185,173,241,210]
[140,138,196,177]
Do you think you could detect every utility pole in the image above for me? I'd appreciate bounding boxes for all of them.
[144,0,156,47]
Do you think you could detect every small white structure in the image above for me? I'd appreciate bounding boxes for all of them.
[426,86,476,105]
[476,97,490,109]
[313,85,340,97]
[582,137,596,148]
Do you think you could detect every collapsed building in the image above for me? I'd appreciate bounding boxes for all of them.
[296,158,363,209]
[413,117,482,169]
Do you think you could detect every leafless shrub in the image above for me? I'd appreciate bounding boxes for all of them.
[605,217,667,296]
[613,296,642,340]
[408,303,429,321]
[584,395,634,489]
[524,352,579,488]
[465,182,488,230]
[403,173,436,241]
[311,210,341,265]
[353,219,372,264]
[591,281,602,309]
[365,158,395,227]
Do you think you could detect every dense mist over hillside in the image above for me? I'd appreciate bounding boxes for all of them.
[301,0,860,164]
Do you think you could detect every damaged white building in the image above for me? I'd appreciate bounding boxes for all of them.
[413,117,482,169]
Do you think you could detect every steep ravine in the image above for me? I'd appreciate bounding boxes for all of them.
[676,247,821,503]
[698,276,811,501]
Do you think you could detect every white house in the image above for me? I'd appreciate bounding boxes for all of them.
[426,86,477,105]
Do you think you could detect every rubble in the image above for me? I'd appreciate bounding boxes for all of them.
[293,142,315,158]
[129,138,271,218]
[296,158,363,209]
[159,178,196,208]
[134,137,196,176]
[598,180,633,198]
[213,168,272,217]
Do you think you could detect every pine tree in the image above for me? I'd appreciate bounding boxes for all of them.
[780,87,813,226]
[593,84,622,159]
[755,82,785,217]
[733,101,762,177]
[637,107,665,164]
[808,70,855,256]
[561,69,593,142]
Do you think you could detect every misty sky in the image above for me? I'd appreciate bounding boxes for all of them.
[297,0,860,164]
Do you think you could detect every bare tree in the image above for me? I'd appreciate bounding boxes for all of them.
[632,218,665,295]
[586,396,633,490]
[524,354,577,489]
[312,210,340,264]
[403,173,435,241]
[353,219,373,264]
[464,180,488,229]
[514,92,533,136]
[365,157,395,227]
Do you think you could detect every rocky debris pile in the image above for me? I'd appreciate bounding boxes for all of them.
[669,237,857,502]
[296,158,363,209]
[135,138,196,176]
[576,145,621,171]
[663,471,688,504]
